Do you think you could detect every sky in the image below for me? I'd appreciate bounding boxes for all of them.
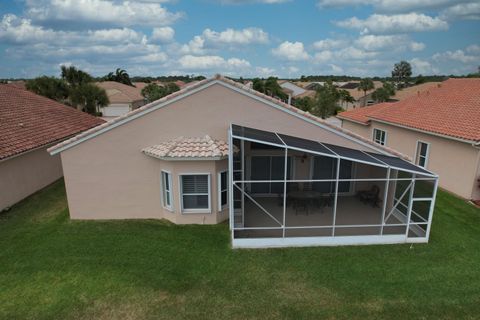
[0,0,479,79]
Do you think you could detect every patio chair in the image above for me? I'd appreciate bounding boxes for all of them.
[357,185,381,208]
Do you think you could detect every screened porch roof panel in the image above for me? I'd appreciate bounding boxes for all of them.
[231,124,437,177]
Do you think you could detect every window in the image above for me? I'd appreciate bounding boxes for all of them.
[218,171,228,211]
[161,171,172,209]
[373,128,387,146]
[415,141,430,168]
[180,174,210,213]
[250,156,292,194]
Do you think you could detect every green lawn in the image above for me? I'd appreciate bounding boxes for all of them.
[1,180,480,320]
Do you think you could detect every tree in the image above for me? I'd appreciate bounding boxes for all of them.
[338,89,355,109]
[372,82,396,103]
[251,77,287,100]
[358,78,374,106]
[26,76,69,102]
[293,96,315,112]
[70,83,109,115]
[61,65,93,87]
[392,61,412,88]
[103,68,133,86]
[311,81,341,119]
[141,82,180,103]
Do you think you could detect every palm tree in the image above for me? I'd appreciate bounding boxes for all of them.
[60,65,93,87]
[103,68,133,86]
[338,89,355,109]
[70,83,109,115]
[358,78,374,106]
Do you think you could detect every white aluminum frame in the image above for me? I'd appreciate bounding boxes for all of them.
[372,128,388,146]
[161,170,173,211]
[228,124,439,248]
[218,170,228,212]
[414,140,430,169]
[179,173,211,214]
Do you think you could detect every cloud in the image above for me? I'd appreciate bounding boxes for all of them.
[440,2,480,20]
[409,58,438,75]
[318,0,476,13]
[313,38,347,50]
[336,13,449,34]
[255,66,276,76]
[216,0,290,4]
[178,54,251,70]
[272,41,309,61]
[151,27,175,43]
[354,34,425,52]
[433,49,478,63]
[25,0,183,28]
[202,27,269,46]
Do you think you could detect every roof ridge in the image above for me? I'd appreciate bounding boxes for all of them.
[48,75,409,159]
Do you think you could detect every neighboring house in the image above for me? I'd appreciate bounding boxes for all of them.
[96,81,146,118]
[390,82,442,102]
[279,81,306,104]
[338,78,480,202]
[0,85,104,211]
[49,75,437,248]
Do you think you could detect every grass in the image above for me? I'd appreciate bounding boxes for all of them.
[1,180,480,320]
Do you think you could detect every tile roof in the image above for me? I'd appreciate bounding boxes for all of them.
[96,81,144,104]
[0,84,104,160]
[338,78,480,142]
[391,82,442,101]
[142,136,230,160]
[48,75,409,159]
[337,103,394,125]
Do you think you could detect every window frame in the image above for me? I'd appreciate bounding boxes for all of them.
[372,128,387,146]
[415,140,430,169]
[218,170,228,212]
[179,173,211,214]
[161,170,173,211]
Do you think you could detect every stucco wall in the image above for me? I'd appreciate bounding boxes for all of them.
[60,83,389,222]
[0,147,62,210]
[343,119,479,200]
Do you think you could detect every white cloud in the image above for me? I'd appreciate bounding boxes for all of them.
[255,66,276,76]
[313,38,347,50]
[217,0,290,4]
[178,55,250,70]
[440,2,480,20]
[354,34,425,52]
[336,13,449,34]
[466,44,480,54]
[410,58,438,75]
[318,0,476,13]
[202,27,269,46]
[151,27,175,43]
[272,41,309,61]
[313,50,334,63]
[180,36,206,55]
[433,49,478,63]
[25,0,183,27]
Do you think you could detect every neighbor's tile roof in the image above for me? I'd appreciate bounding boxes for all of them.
[0,84,104,160]
[391,82,442,101]
[142,136,229,159]
[49,75,409,159]
[96,81,144,104]
[337,102,394,125]
[338,78,480,142]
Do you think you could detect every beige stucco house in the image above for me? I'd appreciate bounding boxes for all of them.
[49,76,438,248]
[338,78,480,202]
[96,81,146,118]
[0,84,104,211]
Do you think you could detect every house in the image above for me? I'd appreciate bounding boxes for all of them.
[96,81,146,118]
[48,75,437,248]
[338,78,480,203]
[0,84,104,211]
[390,82,442,102]
[279,81,307,104]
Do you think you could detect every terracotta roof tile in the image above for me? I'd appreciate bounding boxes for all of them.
[339,78,480,142]
[142,136,230,159]
[0,84,104,160]
[338,102,394,125]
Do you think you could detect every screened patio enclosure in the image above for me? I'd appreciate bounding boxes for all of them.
[228,124,439,248]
